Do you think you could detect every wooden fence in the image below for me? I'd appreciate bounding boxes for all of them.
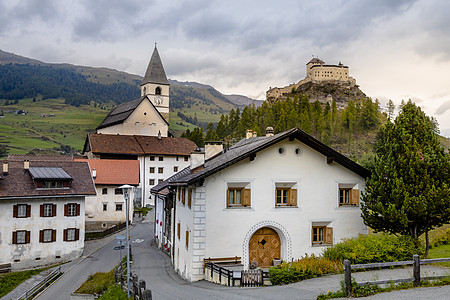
[115,262,152,300]
[204,261,269,287]
[19,266,62,300]
[85,222,128,240]
[344,254,450,296]
[0,263,11,273]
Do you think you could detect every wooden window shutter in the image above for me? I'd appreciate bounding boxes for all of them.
[75,229,80,241]
[40,204,44,217]
[64,204,68,216]
[76,204,81,216]
[177,223,181,240]
[25,231,31,243]
[325,227,333,245]
[178,188,181,202]
[39,230,44,243]
[188,189,192,208]
[181,188,185,205]
[186,230,189,248]
[242,189,251,207]
[226,188,230,206]
[52,229,56,242]
[351,189,360,206]
[52,204,57,216]
[13,205,18,218]
[26,205,31,217]
[63,229,68,241]
[289,189,297,206]
[12,231,17,244]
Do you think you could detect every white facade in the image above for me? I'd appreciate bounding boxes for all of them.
[140,155,190,207]
[0,197,85,270]
[172,139,367,282]
[85,185,135,226]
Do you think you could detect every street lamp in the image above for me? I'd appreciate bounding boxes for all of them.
[119,184,132,298]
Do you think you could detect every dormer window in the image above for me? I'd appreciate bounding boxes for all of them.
[29,167,72,189]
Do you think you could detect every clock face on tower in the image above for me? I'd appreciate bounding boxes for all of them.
[155,96,162,105]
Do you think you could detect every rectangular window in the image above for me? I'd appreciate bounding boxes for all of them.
[184,156,188,162]
[275,184,297,207]
[116,204,123,211]
[64,228,79,242]
[339,187,360,206]
[186,230,189,249]
[158,167,163,174]
[115,188,123,195]
[181,188,186,205]
[159,156,163,161]
[65,203,79,217]
[176,156,179,161]
[150,167,155,173]
[13,230,30,244]
[150,156,155,161]
[174,166,178,172]
[14,204,30,218]
[103,203,107,211]
[312,225,333,245]
[158,179,164,184]
[149,179,155,185]
[188,189,192,208]
[102,188,108,195]
[41,203,56,217]
[227,186,251,207]
[40,229,56,243]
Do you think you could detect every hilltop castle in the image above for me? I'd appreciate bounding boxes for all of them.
[266,58,356,101]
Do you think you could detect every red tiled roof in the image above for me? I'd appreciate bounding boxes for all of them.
[74,159,139,185]
[0,160,96,198]
[86,133,197,156]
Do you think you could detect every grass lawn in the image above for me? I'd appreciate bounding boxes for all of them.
[428,244,450,267]
[0,267,50,298]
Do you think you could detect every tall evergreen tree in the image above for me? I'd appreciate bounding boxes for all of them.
[361,100,450,256]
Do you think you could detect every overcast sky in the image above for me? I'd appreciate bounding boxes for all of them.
[2,0,450,136]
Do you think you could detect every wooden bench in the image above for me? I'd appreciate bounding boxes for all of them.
[0,263,12,273]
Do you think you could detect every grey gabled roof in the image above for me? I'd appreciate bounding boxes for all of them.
[141,46,169,86]
[154,128,370,190]
[96,96,168,130]
[29,167,72,180]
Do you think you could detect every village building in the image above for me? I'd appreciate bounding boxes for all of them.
[0,155,95,269]
[151,127,370,282]
[266,58,357,100]
[73,158,139,231]
[84,46,197,207]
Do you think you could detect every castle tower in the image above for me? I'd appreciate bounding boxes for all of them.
[141,45,170,122]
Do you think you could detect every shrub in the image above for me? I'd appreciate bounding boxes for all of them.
[269,255,342,285]
[97,284,131,300]
[429,227,450,248]
[323,234,421,264]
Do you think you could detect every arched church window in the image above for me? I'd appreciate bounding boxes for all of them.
[155,87,162,95]
[143,87,147,94]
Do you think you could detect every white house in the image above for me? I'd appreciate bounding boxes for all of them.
[0,156,95,269]
[151,127,370,282]
[74,159,139,231]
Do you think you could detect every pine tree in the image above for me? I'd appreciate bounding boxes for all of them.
[361,100,450,256]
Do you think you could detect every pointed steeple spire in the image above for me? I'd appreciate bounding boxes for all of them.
[141,45,169,86]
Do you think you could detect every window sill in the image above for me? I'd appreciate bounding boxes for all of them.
[274,205,298,208]
[225,206,253,210]
[336,205,359,209]
[311,243,332,247]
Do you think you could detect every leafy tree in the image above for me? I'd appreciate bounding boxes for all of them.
[361,100,450,256]
[387,99,395,121]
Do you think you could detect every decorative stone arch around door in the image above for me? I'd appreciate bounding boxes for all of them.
[242,221,292,268]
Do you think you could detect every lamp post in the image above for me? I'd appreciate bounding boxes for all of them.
[119,184,132,298]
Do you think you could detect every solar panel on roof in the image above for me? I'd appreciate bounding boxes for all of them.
[29,167,72,180]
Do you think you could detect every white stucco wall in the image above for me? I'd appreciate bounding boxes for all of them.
[0,197,85,269]
[174,138,367,281]
[84,185,134,225]
[140,155,190,206]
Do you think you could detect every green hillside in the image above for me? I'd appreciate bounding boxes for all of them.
[0,98,108,157]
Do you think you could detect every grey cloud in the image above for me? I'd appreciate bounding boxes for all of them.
[436,100,450,115]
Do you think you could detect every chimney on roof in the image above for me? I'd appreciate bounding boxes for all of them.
[205,141,223,160]
[253,131,257,138]
[24,159,29,171]
[92,168,97,179]
[190,148,205,170]
[266,127,274,137]
[2,161,8,175]
[246,129,253,139]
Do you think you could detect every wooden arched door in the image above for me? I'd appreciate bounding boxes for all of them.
[249,227,281,267]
